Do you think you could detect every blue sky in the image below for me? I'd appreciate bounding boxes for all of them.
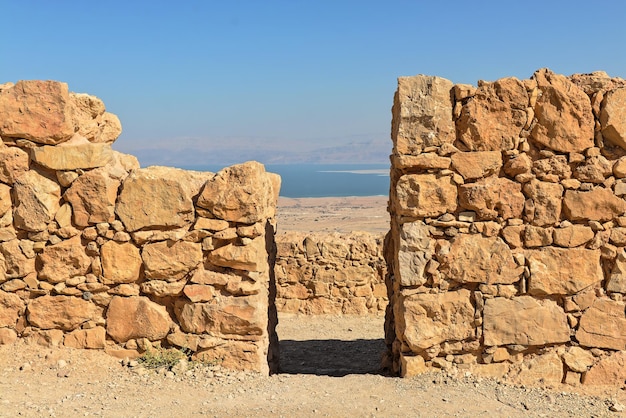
[1,1,625,166]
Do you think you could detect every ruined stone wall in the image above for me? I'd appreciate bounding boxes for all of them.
[386,69,626,386]
[275,232,387,315]
[0,81,280,374]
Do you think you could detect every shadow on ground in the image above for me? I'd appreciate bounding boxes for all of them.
[279,339,386,376]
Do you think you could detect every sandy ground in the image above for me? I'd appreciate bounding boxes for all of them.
[1,197,625,417]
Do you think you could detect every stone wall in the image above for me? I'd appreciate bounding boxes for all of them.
[0,81,280,374]
[275,232,387,315]
[386,69,626,386]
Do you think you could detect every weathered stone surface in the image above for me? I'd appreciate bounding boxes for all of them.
[583,351,626,385]
[574,155,612,183]
[0,240,34,279]
[608,249,626,293]
[576,299,626,350]
[106,296,172,343]
[38,236,91,283]
[562,346,594,373]
[175,296,264,338]
[391,153,450,170]
[0,290,24,328]
[63,326,106,349]
[13,170,61,232]
[70,92,122,144]
[504,153,532,177]
[183,284,215,302]
[523,180,563,226]
[0,80,74,144]
[515,352,564,386]
[395,174,457,218]
[197,161,279,224]
[600,88,626,150]
[193,218,229,231]
[570,71,626,94]
[0,184,11,218]
[400,354,427,377]
[0,146,29,184]
[208,236,267,272]
[395,221,433,287]
[457,77,528,151]
[563,188,626,221]
[100,241,142,284]
[459,176,524,220]
[532,155,572,182]
[0,328,17,345]
[31,142,113,170]
[439,235,523,284]
[483,296,569,346]
[523,226,553,247]
[142,240,202,281]
[391,75,455,155]
[526,247,602,295]
[27,295,99,331]
[194,340,265,372]
[64,167,120,226]
[451,151,502,180]
[116,166,210,232]
[394,289,474,351]
[531,69,594,152]
[553,225,594,247]
[140,280,186,297]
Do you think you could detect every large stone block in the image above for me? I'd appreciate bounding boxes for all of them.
[142,240,202,281]
[526,247,602,295]
[70,92,122,144]
[27,295,100,331]
[64,326,106,349]
[457,77,528,151]
[38,236,91,283]
[583,351,626,385]
[196,161,280,224]
[0,239,35,279]
[439,234,523,284]
[30,142,113,170]
[0,290,25,328]
[101,241,142,284]
[562,188,626,222]
[523,180,563,226]
[600,87,626,150]
[515,352,564,386]
[13,170,61,232]
[391,75,455,155]
[106,296,172,343]
[459,176,524,220]
[483,296,570,346]
[450,151,502,180]
[395,174,458,218]
[0,80,75,144]
[576,299,626,350]
[0,146,29,185]
[530,69,594,152]
[208,236,268,272]
[63,167,120,226]
[394,221,433,287]
[394,289,474,351]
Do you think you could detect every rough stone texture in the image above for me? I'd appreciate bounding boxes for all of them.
[583,351,626,385]
[553,225,594,248]
[515,352,564,386]
[0,240,35,279]
[30,142,113,170]
[100,241,142,284]
[457,77,528,151]
[576,299,626,350]
[562,188,626,222]
[0,290,25,328]
[530,69,594,152]
[106,296,172,343]
[395,174,458,218]
[439,235,523,284]
[395,222,433,287]
[142,240,203,281]
[197,161,280,224]
[63,167,120,226]
[523,180,563,226]
[562,346,594,373]
[13,170,61,232]
[483,297,569,346]
[0,146,29,184]
[64,327,106,349]
[600,87,626,149]
[391,75,455,155]
[27,295,100,331]
[526,247,602,295]
[38,236,91,283]
[459,177,524,220]
[451,151,502,180]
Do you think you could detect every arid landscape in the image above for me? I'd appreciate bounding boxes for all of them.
[0,197,624,417]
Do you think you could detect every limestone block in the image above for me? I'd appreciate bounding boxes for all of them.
[562,346,594,373]
[140,280,186,297]
[0,146,29,185]
[439,234,523,284]
[13,170,61,232]
[142,240,202,281]
[0,328,17,345]
[194,340,265,373]
[0,184,11,218]
[193,218,229,231]
[456,77,528,151]
[0,80,74,144]
[576,299,626,350]
[196,161,279,223]
[391,75,455,155]
[395,221,433,287]
[395,174,458,218]
[27,295,100,331]
[394,289,474,351]
[526,247,602,295]
[563,188,626,222]
[106,296,172,343]
[208,236,267,272]
[515,352,564,386]
[0,290,25,328]
[63,326,106,349]
[183,284,215,302]
[530,69,594,152]
[64,167,120,226]
[574,156,612,183]
[30,142,113,170]
[532,155,572,182]
[483,296,569,346]
[116,166,210,232]
[600,87,626,149]
[0,240,34,279]
[100,241,142,285]
[459,176,524,220]
[38,236,91,283]
[400,354,427,377]
[523,180,563,226]
[391,153,450,170]
[553,225,594,247]
[69,92,105,139]
[583,351,626,385]
[504,153,532,177]
[451,151,502,180]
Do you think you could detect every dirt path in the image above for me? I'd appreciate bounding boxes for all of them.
[1,314,624,417]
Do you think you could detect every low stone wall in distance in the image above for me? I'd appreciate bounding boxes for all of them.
[0,81,280,374]
[275,232,387,315]
[386,68,626,386]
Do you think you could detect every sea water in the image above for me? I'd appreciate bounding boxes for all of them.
[182,163,390,198]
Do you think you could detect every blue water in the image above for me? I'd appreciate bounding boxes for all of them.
[181,163,390,198]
